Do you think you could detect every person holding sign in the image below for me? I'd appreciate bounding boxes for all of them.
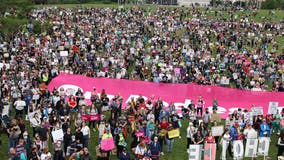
[260,119,271,137]
[165,124,175,153]
[205,131,215,143]
[193,130,204,145]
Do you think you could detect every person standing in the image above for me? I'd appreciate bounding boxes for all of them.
[196,95,204,117]
[81,121,90,148]
[186,122,195,152]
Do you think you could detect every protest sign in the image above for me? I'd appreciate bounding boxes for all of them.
[251,107,263,116]
[244,139,258,157]
[52,129,64,142]
[60,51,68,57]
[211,126,224,136]
[204,143,216,160]
[135,131,144,137]
[268,102,279,115]
[189,145,202,160]
[81,114,89,121]
[168,129,180,139]
[258,137,270,156]
[174,68,180,74]
[58,46,64,51]
[233,140,244,159]
[101,137,115,151]
[90,114,100,121]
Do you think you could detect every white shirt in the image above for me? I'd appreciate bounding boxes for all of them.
[40,152,52,160]
[243,128,258,139]
[14,100,26,111]
[81,126,90,136]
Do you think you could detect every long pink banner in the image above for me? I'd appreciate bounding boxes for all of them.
[48,74,284,118]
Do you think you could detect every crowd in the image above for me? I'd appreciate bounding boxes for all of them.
[0,5,283,160]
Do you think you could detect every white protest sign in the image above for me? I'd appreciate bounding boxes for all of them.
[52,129,64,142]
[60,51,68,57]
[32,94,40,100]
[268,102,278,115]
[258,137,270,156]
[251,107,263,116]
[188,145,202,160]
[245,139,258,157]
[233,140,244,159]
[211,126,224,136]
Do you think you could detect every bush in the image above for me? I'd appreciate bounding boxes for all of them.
[261,0,284,9]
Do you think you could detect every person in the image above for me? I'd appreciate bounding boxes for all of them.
[260,119,271,137]
[119,148,131,160]
[81,121,90,148]
[69,149,84,160]
[40,148,52,160]
[243,123,258,139]
[148,136,161,160]
[53,141,65,160]
[186,122,195,151]
[221,129,232,159]
[229,122,239,141]
[202,108,211,128]
[165,124,175,153]
[135,142,147,160]
[193,130,204,145]
[278,131,284,157]
[196,95,204,117]
[205,131,215,143]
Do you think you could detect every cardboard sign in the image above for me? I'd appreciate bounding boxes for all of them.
[258,137,270,156]
[204,143,216,160]
[189,145,202,160]
[268,102,278,115]
[52,129,64,142]
[101,137,115,151]
[245,139,258,157]
[251,107,263,116]
[233,140,244,159]
[60,51,68,57]
[168,129,180,139]
[211,126,224,136]
[58,46,64,51]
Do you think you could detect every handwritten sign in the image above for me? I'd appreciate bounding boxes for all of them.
[168,129,180,139]
[189,145,202,160]
[101,137,115,151]
[60,51,68,57]
[268,102,278,115]
[52,129,64,142]
[251,107,263,116]
[211,126,224,136]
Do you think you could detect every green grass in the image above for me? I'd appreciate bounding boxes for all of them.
[0,112,280,160]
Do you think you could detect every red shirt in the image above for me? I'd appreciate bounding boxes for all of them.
[160,121,169,130]
[205,136,215,143]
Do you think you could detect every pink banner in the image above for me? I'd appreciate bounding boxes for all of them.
[48,74,284,118]
[101,137,115,151]
[204,143,216,160]
[90,114,100,121]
